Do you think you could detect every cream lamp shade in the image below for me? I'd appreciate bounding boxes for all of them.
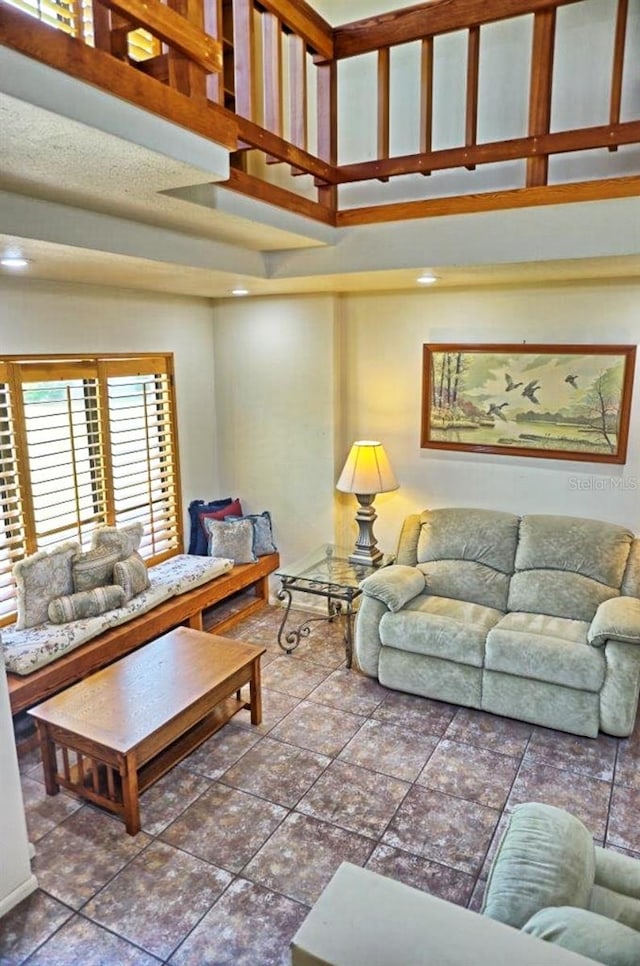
[336,441,398,566]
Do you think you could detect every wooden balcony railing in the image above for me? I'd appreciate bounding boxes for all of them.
[1,0,639,227]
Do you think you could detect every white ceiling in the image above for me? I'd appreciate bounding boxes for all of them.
[2,46,640,301]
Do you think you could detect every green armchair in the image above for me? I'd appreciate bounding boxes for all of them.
[482,803,640,966]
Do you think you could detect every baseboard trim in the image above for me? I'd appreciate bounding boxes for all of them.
[0,873,38,917]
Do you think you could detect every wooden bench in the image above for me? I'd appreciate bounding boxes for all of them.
[8,552,279,717]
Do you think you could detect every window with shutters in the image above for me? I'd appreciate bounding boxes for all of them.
[3,0,160,59]
[0,355,182,626]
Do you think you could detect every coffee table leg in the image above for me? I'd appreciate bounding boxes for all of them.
[249,657,262,726]
[120,753,141,836]
[38,724,60,796]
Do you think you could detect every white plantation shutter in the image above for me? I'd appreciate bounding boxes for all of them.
[102,358,180,560]
[19,362,108,550]
[0,355,182,625]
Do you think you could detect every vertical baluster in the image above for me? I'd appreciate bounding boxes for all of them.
[420,36,433,175]
[62,746,70,782]
[262,11,283,162]
[289,33,308,175]
[107,766,116,802]
[609,0,628,151]
[465,26,480,171]
[315,59,337,209]
[377,47,390,182]
[204,0,224,103]
[90,758,99,794]
[527,8,556,188]
[233,0,255,121]
[76,752,84,787]
[167,0,207,99]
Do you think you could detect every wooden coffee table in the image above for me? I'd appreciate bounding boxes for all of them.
[29,627,265,835]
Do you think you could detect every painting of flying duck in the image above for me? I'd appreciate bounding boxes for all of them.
[421,344,636,463]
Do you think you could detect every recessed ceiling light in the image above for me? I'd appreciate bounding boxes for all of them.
[417,272,438,285]
[1,256,29,270]
[231,287,249,296]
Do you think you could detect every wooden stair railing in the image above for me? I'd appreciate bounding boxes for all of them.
[1,0,639,227]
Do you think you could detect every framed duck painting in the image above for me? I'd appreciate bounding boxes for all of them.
[421,343,636,463]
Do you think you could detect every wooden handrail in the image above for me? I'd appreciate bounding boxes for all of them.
[333,0,584,59]
[335,120,640,184]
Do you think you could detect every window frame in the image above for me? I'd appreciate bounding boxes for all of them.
[0,353,183,627]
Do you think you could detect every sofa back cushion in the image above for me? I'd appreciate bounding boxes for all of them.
[416,508,520,611]
[508,514,633,621]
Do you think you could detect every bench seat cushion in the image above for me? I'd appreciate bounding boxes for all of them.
[3,583,173,675]
[3,554,235,676]
[148,554,234,595]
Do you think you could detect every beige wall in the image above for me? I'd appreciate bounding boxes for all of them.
[213,280,640,565]
[1,277,219,547]
[212,294,338,564]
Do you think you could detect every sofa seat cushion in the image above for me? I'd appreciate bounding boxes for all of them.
[485,612,605,692]
[379,594,503,667]
[148,554,234,596]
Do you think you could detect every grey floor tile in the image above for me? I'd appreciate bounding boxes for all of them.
[82,841,231,959]
[169,878,308,966]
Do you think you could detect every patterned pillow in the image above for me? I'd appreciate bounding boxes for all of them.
[227,511,277,556]
[204,517,257,564]
[48,585,126,624]
[91,522,144,561]
[188,498,233,555]
[195,499,243,556]
[113,552,150,601]
[72,546,120,593]
[14,541,80,629]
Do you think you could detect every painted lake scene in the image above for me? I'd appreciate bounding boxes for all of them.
[421,344,635,464]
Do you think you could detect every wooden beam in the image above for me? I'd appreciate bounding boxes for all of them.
[257,0,333,61]
[465,25,479,170]
[334,119,640,183]
[235,113,335,182]
[223,166,336,224]
[336,175,640,226]
[232,0,254,119]
[377,47,390,181]
[0,5,237,148]
[609,0,628,149]
[419,35,433,172]
[333,0,583,60]
[527,8,556,187]
[262,10,283,161]
[167,0,207,99]
[97,0,222,73]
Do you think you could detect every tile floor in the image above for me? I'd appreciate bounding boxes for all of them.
[3,604,640,965]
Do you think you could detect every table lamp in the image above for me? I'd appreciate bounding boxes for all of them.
[336,440,398,566]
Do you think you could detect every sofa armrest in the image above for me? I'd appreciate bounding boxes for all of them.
[360,565,426,612]
[588,596,640,648]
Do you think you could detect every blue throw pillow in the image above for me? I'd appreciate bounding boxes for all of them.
[188,498,232,555]
[227,511,277,556]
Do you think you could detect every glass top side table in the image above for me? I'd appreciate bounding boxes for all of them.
[275,544,394,669]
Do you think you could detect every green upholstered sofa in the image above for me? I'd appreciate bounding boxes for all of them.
[483,803,640,966]
[355,508,640,737]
